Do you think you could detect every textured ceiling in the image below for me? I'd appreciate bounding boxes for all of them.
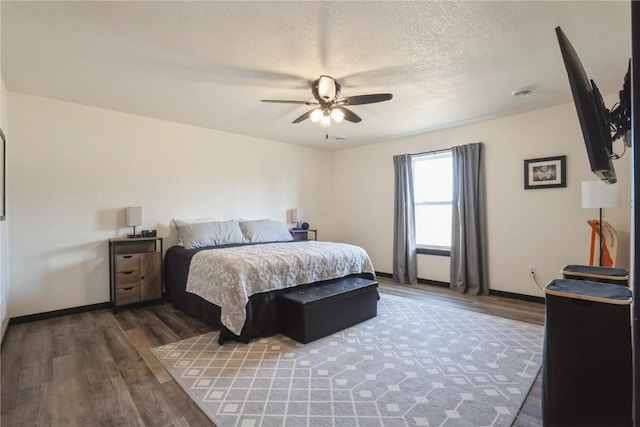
[1,1,632,150]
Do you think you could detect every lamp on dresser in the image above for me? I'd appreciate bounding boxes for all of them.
[126,206,142,238]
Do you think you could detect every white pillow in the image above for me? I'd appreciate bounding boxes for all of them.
[177,220,247,249]
[174,217,224,246]
[239,219,293,243]
[174,217,224,227]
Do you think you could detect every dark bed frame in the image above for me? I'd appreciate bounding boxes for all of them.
[163,243,375,344]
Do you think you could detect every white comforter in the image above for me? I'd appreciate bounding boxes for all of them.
[185,241,375,335]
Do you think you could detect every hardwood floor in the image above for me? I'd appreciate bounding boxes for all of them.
[1,278,545,426]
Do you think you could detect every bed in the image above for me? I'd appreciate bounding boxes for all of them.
[164,218,376,343]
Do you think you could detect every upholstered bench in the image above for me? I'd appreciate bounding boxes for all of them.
[278,277,378,344]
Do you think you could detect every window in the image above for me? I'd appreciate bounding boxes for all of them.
[412,151,453,255]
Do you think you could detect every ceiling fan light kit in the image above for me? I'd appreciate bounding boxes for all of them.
[316,75,338,101]
[310,108,324,123]
[320,114,331,128]
[309,105,345,127]
[261,75,393,131]
[330,108,345,123]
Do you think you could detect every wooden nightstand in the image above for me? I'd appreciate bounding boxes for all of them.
[109,237,163,313]
[290,229,318,241]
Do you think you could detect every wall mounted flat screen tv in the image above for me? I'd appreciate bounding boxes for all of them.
[556,26,630,185]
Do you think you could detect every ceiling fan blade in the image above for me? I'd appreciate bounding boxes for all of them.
[261,99,318,106]
[292,109,315,124]
[335,107,362,123]
[341,93,393,106]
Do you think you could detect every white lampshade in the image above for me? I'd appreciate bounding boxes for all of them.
[287,208,303,228]
[126,206,142,227]
[330,107,345,123]
[581,181,620,209]
[291,208,303,223]
[320,114,331,128]
[310,108,323,123]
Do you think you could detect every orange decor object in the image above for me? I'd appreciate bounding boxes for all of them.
[587,220,618,267]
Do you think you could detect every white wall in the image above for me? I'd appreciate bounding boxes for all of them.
[331,96,631,297]
[6,90,633,318]
[7,92,334,318]
[0,2,9,341]
[0,76,8,340]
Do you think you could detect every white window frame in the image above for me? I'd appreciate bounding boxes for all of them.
[412,150,453,255]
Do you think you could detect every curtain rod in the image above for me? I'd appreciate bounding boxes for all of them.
[412,147,452,156]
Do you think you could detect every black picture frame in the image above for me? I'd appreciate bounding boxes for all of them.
[524,155,567,190]
[0,128,5,220]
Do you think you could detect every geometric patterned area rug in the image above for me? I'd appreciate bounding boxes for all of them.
[153,293,543,427]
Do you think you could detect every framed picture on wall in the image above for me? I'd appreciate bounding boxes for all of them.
[0,128,5,220]
[524,155,567,190]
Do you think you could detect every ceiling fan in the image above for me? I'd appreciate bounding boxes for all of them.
[261,75,393,128]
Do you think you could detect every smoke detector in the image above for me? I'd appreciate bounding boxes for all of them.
[512,88,533,99]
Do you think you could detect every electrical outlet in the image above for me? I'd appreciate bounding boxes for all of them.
[529,266,537,275]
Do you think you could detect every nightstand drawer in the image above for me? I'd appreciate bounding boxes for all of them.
[116,270,141,286]
[116,254,140,272]
[109,237,164,313]
[116,285,141,305]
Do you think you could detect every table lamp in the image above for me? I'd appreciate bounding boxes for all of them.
[287,208,303,230]
[581,181,620,266]
[126,206,142,238]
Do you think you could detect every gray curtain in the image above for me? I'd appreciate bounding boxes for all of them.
[393,154,417,284]
[450,143,489,295]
